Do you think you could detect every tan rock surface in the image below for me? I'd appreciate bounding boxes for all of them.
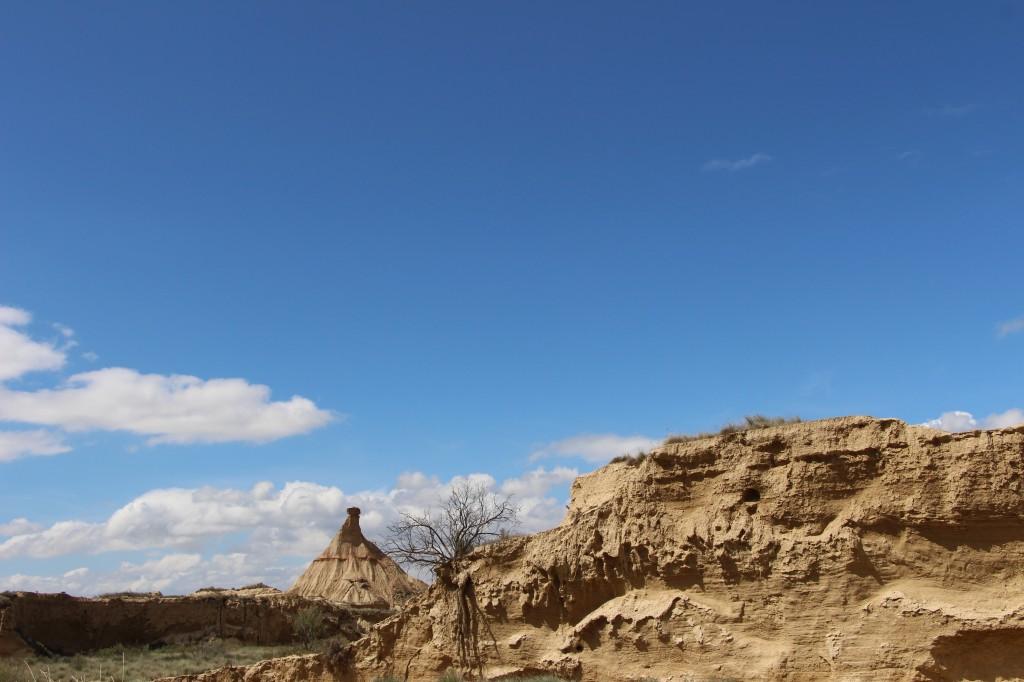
[289,507,425,608]
[161,417,1024,681]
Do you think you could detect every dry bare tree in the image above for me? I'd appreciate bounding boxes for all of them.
[384,481,519,573]
[384,481,519,676]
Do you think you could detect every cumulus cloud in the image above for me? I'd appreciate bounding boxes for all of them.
[997,317,1024,338]
[0,429,70,461]
[0,306,66,381]
[920,409,1024,432]
[0,306,334,455]
[0,518,43,536]
[984,408,1024,429]
[921,410,978,432]
[530,433,659,463]
[702,153,772,172]
[0,466,578,565]
[0,368,334,445]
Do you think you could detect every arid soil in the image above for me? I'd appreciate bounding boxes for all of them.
[0,589,388,657]
[159,416,1024,681]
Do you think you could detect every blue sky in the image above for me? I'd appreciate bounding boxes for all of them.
[1,1,1022,593]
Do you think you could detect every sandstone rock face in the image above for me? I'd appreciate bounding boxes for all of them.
[0,591,387,656]
[290,507,425,608]
[158,417,1024,681]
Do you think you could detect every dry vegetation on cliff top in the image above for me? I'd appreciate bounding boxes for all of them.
[609,414,802,465]
[663,414,802,444]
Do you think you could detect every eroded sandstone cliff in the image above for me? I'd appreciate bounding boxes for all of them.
[161,416,1024,681]
[0,590,388,657]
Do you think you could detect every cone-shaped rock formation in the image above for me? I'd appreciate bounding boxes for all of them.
[289,507,425,608]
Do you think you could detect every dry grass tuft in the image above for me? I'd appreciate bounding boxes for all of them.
[609,451,648,466]
[664,415,802,445]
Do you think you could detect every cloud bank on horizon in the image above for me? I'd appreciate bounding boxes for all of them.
[921,409,1024,432]
[0,466,578,594]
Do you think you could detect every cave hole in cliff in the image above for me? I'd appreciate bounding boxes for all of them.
[742,488,761,503]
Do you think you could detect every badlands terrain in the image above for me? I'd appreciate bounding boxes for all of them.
[5,416,1024,680]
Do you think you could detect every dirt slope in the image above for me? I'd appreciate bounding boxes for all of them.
[289,507,426,608]
[161,416,1024,681]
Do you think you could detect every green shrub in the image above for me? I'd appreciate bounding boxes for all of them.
[291,606,327,649]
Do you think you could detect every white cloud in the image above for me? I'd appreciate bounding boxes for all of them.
[0,567,92,594]
[500,466,578,532]
[529,433,659,463]
[0,306,334,455]
[0,429,70,461]
[997,317,1024,338]
[0,307,31,326]
[921,409,1024,432]
[921,410,978,432]
[53,323,75,339]
[984,408,1024,429]
[0,306,66,381]
[0,368,334,445]
[0,518,43,536]
[0,557,205,595]
[702,152,772,172]
[0,466,577,565]
[0,466,580,593]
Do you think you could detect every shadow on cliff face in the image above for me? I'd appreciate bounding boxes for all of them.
[922,629,1024,681]
[916,524,1024,552]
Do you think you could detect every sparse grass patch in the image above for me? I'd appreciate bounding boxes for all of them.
[0,638,333,682]
[664,415,801,445]
[95,591,163,600]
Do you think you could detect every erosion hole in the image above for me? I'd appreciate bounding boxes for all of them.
[742,488,761,502]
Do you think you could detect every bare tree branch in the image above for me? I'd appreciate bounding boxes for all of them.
[383,481,519,573]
